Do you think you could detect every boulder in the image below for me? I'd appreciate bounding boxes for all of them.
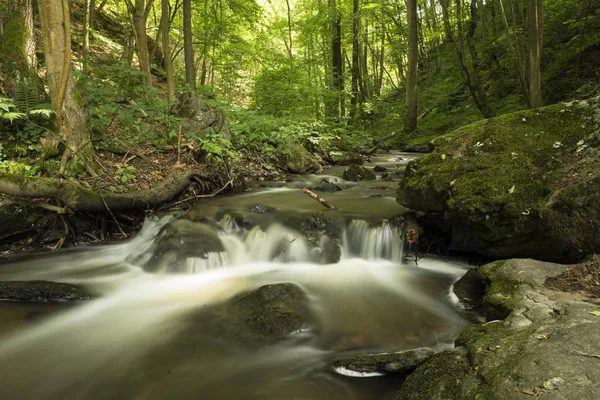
[281,144,323,174]
[170,91,229,139]
[326,150,364,166]
[373,165,388,172]
[225,283,314,340]
[0,280,92,302]
[397,97,600,263]
[145,218,224,273]
[343,165,376,181]
[334,347,434,375]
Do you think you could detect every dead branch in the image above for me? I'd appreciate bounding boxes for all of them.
[302,188,336,210]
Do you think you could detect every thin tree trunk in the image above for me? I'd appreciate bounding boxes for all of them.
[183,0,196,90]
[467,0,495,117]
[126,0,153,86]
[285,0,293,67]
[82,0,91,73]
[161,0,174,102]
[498,0,530,106]
[404,0,418,133]
[330,0,344,118]
[350,0,360,119]
[528,0,543,108]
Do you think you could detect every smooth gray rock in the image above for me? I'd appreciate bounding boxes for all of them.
[0,281,92,302]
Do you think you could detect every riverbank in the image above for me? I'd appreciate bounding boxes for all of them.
[397,257,600,399]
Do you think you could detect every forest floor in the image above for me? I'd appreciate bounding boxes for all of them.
[545,257,600,303]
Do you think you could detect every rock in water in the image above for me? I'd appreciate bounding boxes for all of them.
[281,144,323,174]
[397,97,600,263]
[334,347,434,374]
[0,281,92,302]
[343,165,376,181]
[226,283,314,340]
[326,150,365,166]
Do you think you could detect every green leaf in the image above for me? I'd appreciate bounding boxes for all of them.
[589,311,600,317]
[508,185,516,194]
[28,109,54,117]
[121,175,128,183]
[1,112,26,123]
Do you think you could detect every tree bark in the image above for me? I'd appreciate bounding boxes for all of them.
[125,0,153,86]
[528,0,543,108]
[161,0,174,102]
[350,0,360,119]
[0,0,37,97]
[183,0,196,90]
[330,0,344,118]
[404,0,418,133]
[38,0,95,174]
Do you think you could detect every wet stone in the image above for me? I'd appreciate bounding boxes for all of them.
[342,165,376,182]
[0,281,92,303]
[334,347,435,374]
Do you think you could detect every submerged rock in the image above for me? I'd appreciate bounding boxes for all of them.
[334,347,434,375]
[398,258,600,400]
[397,97,600,262]
[226,283,314,340]
[373,165,388,172]
[343,165,376,181]
[0,281,92,302]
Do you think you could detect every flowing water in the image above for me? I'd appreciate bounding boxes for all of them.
[0,153,475,399]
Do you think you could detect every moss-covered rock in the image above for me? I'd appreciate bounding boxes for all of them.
[225,283,314,340]
[281,143,323,174]
[397,97,600,262]
[343,165,376,181]
[334,347,434,374]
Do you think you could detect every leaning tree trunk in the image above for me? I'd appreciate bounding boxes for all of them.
[0,0,37,98]
[38,0,96,175]
[404,0,418,133]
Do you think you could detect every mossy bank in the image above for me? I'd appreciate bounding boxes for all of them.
[397,97,600,262]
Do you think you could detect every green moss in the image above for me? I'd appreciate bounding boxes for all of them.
[0,12,29,75]
[477,261,525,314]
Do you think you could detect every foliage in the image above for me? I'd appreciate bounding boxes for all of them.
[115,165,136,183]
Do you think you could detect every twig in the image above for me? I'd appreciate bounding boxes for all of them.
[177,125,182,164]
[302,188,336,210]
[195,178,234,199]
[99,192,127,238]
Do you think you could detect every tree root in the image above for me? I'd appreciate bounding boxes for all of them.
[0,168,212,213]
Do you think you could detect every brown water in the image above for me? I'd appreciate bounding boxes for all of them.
[0,153,475,400]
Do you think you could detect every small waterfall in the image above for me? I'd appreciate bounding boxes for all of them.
[344,219,404,262]
[219,214,241,234]
[186,252,229,273]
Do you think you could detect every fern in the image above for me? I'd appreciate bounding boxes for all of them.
[14,80,37,112]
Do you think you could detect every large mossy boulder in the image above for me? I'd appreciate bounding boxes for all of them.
[281,143,323,174]
[397,98,600,262]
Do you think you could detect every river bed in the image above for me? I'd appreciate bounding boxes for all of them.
[0,153,475,399]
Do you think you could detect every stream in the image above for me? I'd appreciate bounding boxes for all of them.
[0,152,476,399]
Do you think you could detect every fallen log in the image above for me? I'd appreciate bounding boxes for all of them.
[0,168,211,213]
[302,188,336,210]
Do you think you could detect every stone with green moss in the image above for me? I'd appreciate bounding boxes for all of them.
[397,97,600,262]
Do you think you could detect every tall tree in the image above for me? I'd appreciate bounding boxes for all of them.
[404,0,418,133]
[125,0,154,86]
[161,0,174,102]
[37,0,95,174]
[330,0,344,118]
[183,0,196,90]
[0,0,37,97]
[528,0,543,108]
[350,0,361,119]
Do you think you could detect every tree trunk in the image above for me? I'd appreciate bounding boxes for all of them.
[82,0,91,73]
[404,0,418,133]
[126,0,153,86]
[466,0,495,117]
[285,0,293,67]
[528,0,543,108]
[183,0,196,90]
[37,0,95,175]
[350,0,360,119]
[330,0,344,119]
[161,0,174,102]
[0,0,37,97]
